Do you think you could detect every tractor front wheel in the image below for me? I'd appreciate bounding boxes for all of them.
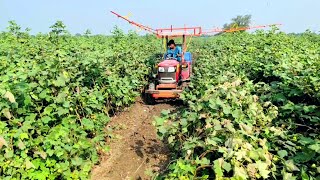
[145,93,156,105]
[149,83,155,91]
[142,83,156,105]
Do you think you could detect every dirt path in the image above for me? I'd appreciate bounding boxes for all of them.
[91,100,173,180]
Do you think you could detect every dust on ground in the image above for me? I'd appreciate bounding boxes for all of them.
[91,100,175,180]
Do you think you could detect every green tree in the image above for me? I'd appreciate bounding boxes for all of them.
[49,21,68,36]
[84,29,92,36]
[223,15,252,30]
[49,21,69,44]
[7,21,21,36]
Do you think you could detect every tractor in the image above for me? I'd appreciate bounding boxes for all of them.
[145,33,195,103]
[110,11,281,104]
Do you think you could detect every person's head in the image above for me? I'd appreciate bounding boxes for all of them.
[167,39,176,49]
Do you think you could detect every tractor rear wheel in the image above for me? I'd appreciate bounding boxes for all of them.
[190,58,196,76]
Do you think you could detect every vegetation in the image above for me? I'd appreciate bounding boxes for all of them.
[155,29,320,179]
[223,15,252,30]
[1,20,319,180]
[0,21,160,179]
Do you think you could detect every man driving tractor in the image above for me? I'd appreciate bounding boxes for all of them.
[166,39,183,62]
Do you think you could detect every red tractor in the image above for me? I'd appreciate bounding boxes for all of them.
[110,11,281,104]
[144,29,199,103]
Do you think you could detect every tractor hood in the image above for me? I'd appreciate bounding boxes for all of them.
[158,60,179,67]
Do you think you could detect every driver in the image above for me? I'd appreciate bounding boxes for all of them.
[166,39,182,62]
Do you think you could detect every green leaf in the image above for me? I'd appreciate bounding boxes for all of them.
[293,151,315,163]
[103,146,110,153]
[201,157,210,165]
[2,108,12,119]
[256,161,270,179]
[4,91,16,103]
[285,160,300,172]
[234,165,248,179]
[239,123,252,134]
[214,124,222,130]
[17,140,26,150]
[206,137,222,146]
[71,157,83,166]
[222,104,231,115]
[57,107,69,116]
[0,136,8,149]
[81,118,95,130]
[277,150,288,158]
[248,150,260,161]
[35,151,47,159]
[283,172,297,180]
[303,105,316,113]
[232,109,241,119]
[42,116,52,124]
[25,113,37,122]
[161,110,170,116]
[301,168,309,180]
[4,149,14,158]
[155,117,165,126]
[168,136,175,144]
[53,75,66,87]
[213,159,223,178]
[158,126,167,135]
[298,137,315,145]
[26,159,36,169]
[47,149,54,156]
[222,162,232,172]
[20,133,29,140]
[309,143,320,153]
[273,93,286,102]
[43,106,53,115]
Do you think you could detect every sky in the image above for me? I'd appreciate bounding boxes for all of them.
[0,0,319,35]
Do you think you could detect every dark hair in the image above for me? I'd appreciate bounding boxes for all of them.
[167,39,175,46]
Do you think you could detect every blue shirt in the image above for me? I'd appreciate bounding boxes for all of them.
[166,46,182,61]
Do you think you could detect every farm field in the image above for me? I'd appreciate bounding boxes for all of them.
[0,22,162,179]
[0,22,320,180]
[155,29,320,179]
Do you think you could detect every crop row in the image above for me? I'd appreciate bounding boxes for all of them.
[156,29,320,179]
[0,22,160,179]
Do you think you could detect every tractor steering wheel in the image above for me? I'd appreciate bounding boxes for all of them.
[166,53,177,60]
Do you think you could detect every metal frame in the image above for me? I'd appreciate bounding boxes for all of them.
[155,27,202,38]
[110,11,281,38]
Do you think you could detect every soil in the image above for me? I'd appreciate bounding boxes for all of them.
[91,99,175,180]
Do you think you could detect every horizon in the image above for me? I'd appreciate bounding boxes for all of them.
[1,0,319,35]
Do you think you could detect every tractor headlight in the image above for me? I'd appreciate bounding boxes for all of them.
[158,67,165,72]
[168,67,176,72]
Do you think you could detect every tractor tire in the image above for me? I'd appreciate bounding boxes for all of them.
[142,83,156,105]
[146,83,156,105]
[190,58,196,76]
[145,93,156,105]
[149,83,155,90]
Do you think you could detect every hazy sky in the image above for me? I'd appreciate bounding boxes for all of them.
[0,0,319,34]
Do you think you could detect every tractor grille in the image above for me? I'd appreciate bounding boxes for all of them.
[159,72,175,79]
[159,71,176,84]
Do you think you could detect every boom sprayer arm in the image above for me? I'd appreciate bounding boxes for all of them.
[201,24,282,34]
[110,11,156,34]
[110,11,282,37]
